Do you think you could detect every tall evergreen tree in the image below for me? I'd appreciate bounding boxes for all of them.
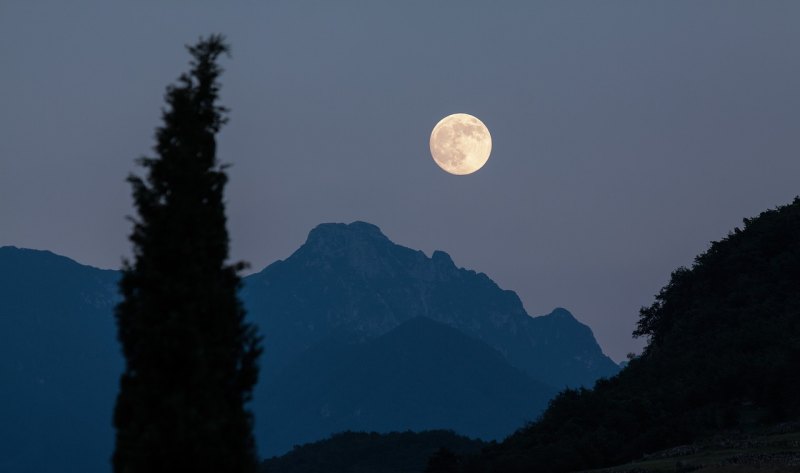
[113,35,261,473]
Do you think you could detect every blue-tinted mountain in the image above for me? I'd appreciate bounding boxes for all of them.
[0,247,121,473]
[260,316,555,455]
[242,222,619,389]
[1,222,618,469]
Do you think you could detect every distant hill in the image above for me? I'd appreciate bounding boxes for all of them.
[260,430,486,473]
[261,317,555,454]
[467,198,800,473]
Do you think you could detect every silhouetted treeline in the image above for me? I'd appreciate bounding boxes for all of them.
[260,430,486,473]
[459,197,800,472]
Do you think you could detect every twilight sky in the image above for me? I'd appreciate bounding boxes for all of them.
[2,1,799,361]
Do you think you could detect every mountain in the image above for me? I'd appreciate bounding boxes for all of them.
[242,221,619,389]
[260,317,555,454]
[465,198,800,472]
[0,247,121,473]
[1,221,618,470]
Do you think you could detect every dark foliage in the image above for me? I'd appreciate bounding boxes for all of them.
[462,198,800,472]
[113,35,261,473]
[425,447,460,473]
[260,430,486,473]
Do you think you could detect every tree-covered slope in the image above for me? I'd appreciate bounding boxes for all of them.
[260,430,486,473]
[469,198,800,473]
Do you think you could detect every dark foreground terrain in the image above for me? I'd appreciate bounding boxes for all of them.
[457,198,800,472]
[260,430,487,473]
[585,423,800,473]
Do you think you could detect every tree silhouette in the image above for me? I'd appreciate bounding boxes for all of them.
[113,35,261,473]
[425,447,460,473]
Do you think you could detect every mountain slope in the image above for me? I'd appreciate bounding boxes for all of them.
[0,247,121,473]
[261,317,555,454]
[242,221,618,389]
[469,198,800,473]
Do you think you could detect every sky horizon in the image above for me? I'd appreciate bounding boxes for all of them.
[3,1,799,361]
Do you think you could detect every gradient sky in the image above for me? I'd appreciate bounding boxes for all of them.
[2,1,799,361]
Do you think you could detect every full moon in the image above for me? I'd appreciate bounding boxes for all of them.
[429,113,492,175]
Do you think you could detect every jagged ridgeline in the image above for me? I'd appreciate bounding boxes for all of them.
[241,222,619,455]
[243,222,619,388]
[470,198,800,473]
[0,221,618,471]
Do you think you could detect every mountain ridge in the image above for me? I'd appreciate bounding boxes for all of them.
[243,221,619,389]
[1,221,618,468]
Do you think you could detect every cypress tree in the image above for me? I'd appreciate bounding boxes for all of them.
[113,35,261,473]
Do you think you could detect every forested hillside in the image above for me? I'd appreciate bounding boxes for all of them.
[260,430,486,473]
[463,198,800,473]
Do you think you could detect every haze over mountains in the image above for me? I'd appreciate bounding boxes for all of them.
[0,221,618,471]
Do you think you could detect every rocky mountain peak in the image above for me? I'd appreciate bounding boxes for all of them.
[246,221,620,389]
[297,222,398,274]
[305,221,389,247]
[431,250,455,268]
[291,222,466,284]
[544,307,577,320]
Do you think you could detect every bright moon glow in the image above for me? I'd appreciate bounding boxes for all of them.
[430,113,492,175]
